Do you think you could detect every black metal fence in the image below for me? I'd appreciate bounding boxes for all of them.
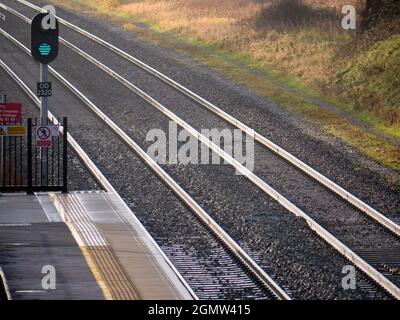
[0,117,68,193]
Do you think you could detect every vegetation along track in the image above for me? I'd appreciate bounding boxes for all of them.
[1,0,399,299]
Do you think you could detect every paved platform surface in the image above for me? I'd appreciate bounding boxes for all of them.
[52,191,195,300]
[0,192,195,300]
[0,193,104,300]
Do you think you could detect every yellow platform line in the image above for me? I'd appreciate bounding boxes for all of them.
[52,194,140,300]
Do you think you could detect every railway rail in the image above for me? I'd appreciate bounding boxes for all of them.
[12,0,400,236]
[0,0,399,299]
[0,32,289,301]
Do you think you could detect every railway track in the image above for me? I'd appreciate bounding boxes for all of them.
[12,0,399,234]
[0,31,288,301]
[0,0,399,299]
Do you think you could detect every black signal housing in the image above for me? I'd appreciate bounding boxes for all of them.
[31,12,59,64]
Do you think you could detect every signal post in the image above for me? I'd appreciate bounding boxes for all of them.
[30,11,59,185]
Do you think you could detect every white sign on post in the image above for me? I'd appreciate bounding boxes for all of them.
[36,125,52,148]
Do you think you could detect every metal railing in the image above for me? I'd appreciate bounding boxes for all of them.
[0,117,68,193]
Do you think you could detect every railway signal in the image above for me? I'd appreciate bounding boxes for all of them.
[31,10,59,185]
[31,12,59,64]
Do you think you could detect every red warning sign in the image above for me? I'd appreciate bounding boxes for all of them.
[0,103,22,124]
[36,125,52,147]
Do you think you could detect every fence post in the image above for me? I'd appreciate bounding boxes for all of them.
[27,118,33,194]
[62,117,68,193]
[1,94,6,187]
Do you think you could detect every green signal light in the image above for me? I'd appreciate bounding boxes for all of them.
[38,43,52,56]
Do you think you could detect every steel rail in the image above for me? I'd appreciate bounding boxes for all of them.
[36,29,400,300]
[0,267,12,300]
[0,31,289,300]
[0,53,198,301]
[1,16,399,298]
[14,0,400,237]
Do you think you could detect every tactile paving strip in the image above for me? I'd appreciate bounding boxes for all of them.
[55,193,140,300]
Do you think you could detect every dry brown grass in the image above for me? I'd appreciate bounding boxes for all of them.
[99,0,344,86]
[49,0,399,171]
[71,0,399,128]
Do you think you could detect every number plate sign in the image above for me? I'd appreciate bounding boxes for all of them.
[37,82,52,97]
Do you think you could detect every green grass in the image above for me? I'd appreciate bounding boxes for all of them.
[177,31,400,144]
[336,35,400,123]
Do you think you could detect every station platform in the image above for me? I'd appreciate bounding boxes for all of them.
[0,191,196,300]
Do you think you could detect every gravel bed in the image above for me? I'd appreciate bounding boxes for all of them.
[11,0,399,219]
[1,1,396,299]
[26,4,400,253]
[0,39,283,300]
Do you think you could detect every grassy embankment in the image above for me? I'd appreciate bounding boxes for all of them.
[52,0,400,173]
